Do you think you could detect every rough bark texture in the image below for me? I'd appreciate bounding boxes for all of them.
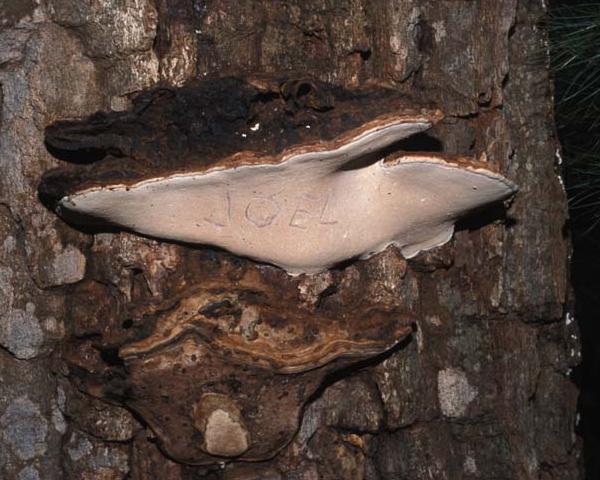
[0,1,581,479]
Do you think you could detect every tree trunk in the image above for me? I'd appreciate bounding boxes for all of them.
[0,0,581,479]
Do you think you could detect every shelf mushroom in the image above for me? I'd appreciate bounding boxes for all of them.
[40,77,517,275]
[44,77,519,466]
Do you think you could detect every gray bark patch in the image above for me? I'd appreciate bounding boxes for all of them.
[437,367,477,418]
[0,396,48,460]
[0,303,44,360]
[44,245,86,287]
[17,465,40,480]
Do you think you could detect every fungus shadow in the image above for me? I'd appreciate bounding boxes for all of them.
[455,202,518,233]
[304,328,415,407]
[339,133,443,171]
[45,141,107,164]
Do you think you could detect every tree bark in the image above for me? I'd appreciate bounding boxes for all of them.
[0,0,580,479]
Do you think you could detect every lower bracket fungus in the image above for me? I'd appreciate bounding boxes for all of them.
[39,76,517,275]
[64,270,413,465]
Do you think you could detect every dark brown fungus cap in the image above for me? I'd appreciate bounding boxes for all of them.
[68,270,413,465]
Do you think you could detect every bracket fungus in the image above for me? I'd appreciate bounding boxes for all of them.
[65,269,413,465]
[44,77,517,466]
[40,76,517,275]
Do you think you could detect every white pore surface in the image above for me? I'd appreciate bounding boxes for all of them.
[59,121,517,275]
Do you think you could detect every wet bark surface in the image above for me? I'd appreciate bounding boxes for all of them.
[0,0,581,479]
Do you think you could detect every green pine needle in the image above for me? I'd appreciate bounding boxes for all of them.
[549,2,600,233]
